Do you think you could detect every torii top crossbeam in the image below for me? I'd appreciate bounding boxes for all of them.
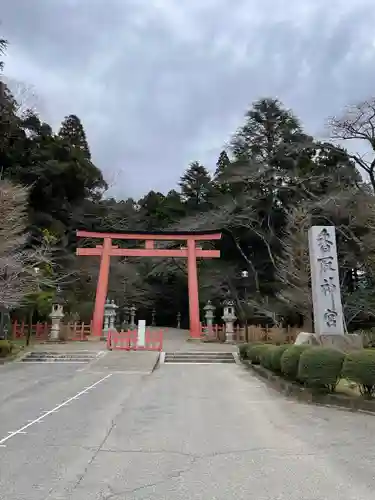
[76,230,221,338]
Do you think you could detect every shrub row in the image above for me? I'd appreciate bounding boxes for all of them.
[240,342,375,397]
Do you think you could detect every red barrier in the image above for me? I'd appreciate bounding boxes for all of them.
[12,320,49,340]
[107,329,163,351]
[67,321,92,341]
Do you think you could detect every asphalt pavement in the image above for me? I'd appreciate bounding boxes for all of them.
[0,339,374,499]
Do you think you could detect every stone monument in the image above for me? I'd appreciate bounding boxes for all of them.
[295,226,362,351]
[151,308,156,327]
[309,226,344,336]
[222,299,237,343]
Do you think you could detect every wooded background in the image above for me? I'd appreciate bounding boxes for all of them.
[2,35,375,332]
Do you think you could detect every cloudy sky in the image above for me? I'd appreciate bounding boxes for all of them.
[2,0,375,199]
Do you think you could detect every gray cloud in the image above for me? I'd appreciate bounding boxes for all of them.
[2,0,375,198]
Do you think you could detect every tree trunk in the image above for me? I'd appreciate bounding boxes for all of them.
[302,310,313,332]
[26,309,33,346]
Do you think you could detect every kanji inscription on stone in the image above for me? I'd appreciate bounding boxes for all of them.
[308,226,344,335]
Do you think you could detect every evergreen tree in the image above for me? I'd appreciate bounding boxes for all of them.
[179,161,213,209]
[59,114,91,159]
[214,150,230,178]
[213,150,231,194]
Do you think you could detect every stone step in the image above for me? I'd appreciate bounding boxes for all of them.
[21,351,99,363]
[165,352,234,358]
[165,355,233,361]
[164,352,235,364]
[26,352,97,358]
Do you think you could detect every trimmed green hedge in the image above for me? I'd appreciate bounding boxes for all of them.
[247,344,271,365]
[260,345,278,370]
[239,341,268,360]
[298,347,345,392]
[342,350,375,397]
[238,343,249,360]
[280,345,310,380]
[0,340,13,358]
[270,345,290,373]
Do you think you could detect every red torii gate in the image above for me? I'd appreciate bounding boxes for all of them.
[76,230,221,339]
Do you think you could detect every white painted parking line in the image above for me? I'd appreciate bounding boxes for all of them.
[0,373,112,447]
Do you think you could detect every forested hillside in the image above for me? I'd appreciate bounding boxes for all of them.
[2,35,375,330]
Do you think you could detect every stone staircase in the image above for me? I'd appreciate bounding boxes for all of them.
[163,351,235,364]
[21,351,101,364]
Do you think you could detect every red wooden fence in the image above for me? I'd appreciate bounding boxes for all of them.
[12,320,49,340]
[200,323,299,344]
[107,329,163,351]
[65,321,92,341]
[11,321,92,341]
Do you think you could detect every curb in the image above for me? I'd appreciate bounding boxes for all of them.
[151,352,163,372]
[241,359,375,415]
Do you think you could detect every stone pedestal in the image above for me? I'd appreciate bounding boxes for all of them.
[294,331,363,352]
[222,299,237,343]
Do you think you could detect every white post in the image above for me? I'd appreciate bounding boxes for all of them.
[137,319,146,348]
[308,226,344,335]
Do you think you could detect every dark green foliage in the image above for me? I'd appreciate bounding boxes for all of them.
[1,33,374,329]
[342,350,375,398]
[260,345,278,370]
[238,343,250,360]
[0,339,12,357]
[298,347,345,392]
[179,161,214,209]
[270,344,290,372]
[59,114,91,159]
[280,345,310,380]
[247,344,270,365]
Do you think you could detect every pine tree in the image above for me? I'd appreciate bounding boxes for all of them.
[214,150,230,178]
[213,150,231,194]
[58,114,91,159]
[179,161,213,208]
[231,97,304,163]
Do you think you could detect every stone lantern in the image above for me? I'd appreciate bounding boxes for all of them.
[130,304,137,329]
[177,311,181,329]
[222,299,237,343]
[102,299,118,339]
[122,303,130,330]
[204,300,215,335]
[49,292,65,341]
